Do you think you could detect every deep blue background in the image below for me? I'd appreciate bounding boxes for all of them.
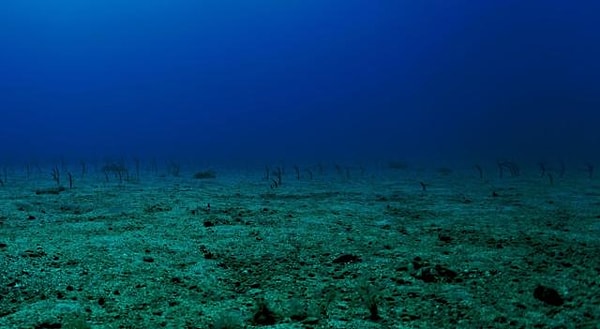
[1,0,599,164]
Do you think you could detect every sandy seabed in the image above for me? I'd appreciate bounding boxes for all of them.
[1,164,599,329]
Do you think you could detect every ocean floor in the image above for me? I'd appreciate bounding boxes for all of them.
[1,163,599,329]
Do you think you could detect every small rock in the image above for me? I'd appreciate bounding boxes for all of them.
[533,285,564,306]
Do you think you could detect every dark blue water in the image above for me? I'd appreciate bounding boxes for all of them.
[1,0,599,164]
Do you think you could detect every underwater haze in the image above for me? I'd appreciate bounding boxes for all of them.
[1,0,599,164]
[3,2,600,328]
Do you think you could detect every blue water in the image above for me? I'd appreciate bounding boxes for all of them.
[2,3,600,328]
[1,0,599,164]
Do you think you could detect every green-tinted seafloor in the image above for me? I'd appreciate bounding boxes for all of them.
[1,164,599,328]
